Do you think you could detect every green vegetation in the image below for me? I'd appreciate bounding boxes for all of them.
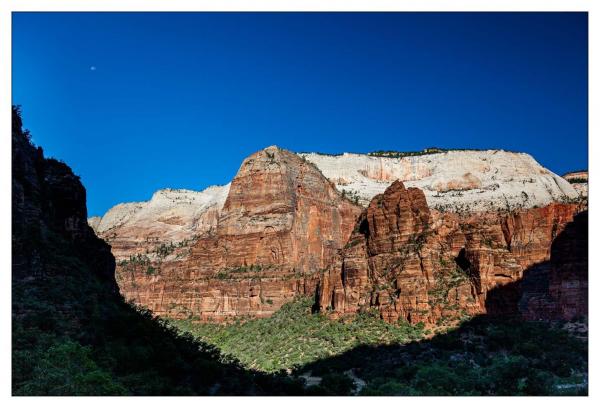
[153,242,176,258]
[14,229,588,396]
[118,253,151,267]
[14,340,128,395]
[308,317,588,396]
[12,106,588,396]
[214,264,275,279]
[340,188,361,205]
[367,147,526,159]
[297,151,345,157]
[173,297,587,396]
[12,102,304,395]
[427,267,469,308]
[368,147,448,158]
[567,177,587,184]
[344,237,363,249]
[172,297,425,373]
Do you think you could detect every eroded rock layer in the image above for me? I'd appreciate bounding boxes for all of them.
[90,185,230,260]
[300,150,578,211]
[316,181,587,325]
[116,146,362,320]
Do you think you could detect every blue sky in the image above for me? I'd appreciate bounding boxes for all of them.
[12,12,588,216]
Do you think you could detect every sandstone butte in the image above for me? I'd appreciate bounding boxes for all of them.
[89,146,587,323]
[113,146,363,320]
[316,181,587,324]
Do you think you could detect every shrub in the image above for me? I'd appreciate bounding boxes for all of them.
[15,340,128,396]
[319,372,355,395]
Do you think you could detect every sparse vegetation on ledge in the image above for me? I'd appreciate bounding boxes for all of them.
[341,188,361,205]
[366,147,516,158]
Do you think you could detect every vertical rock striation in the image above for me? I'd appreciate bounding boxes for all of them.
[116,146,362,320]
[317,180,587,324]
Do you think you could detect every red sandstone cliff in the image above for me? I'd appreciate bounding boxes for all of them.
[116,146,362,320]
[317,181,587,325]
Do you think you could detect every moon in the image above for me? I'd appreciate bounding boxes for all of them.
[90,66,97,71]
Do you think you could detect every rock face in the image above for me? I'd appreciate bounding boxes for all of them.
[548,211,588,320]
[316,181,586,324]
[518,211,588,321]
[116,146,362,320]
[300,150,578,212]
[89,146,585,323]
[12,106,116,287]
[90,185,230,260]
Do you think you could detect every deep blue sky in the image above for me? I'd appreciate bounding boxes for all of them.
[12,12,588,217]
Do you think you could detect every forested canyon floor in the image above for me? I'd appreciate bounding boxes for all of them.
[172,297,587,395]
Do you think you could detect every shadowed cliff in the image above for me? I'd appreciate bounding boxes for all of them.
[486,211,588,320]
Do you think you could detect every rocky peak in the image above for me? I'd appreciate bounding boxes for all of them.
[115,147,363,320]
[363,181,430,255]
[89,183,230,260]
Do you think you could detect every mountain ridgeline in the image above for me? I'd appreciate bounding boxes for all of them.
[90,144,587,325]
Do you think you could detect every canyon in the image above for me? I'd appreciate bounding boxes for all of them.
[89,147,587,324]
[13,106,588,395]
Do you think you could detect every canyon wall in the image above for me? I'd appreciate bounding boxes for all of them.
[115,146,362,320]
[316,181,587,325]
[90,185,229,260]
[89,146,586,323]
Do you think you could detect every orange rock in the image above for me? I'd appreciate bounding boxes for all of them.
[317,181,586,324]
[116,146,362,320]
